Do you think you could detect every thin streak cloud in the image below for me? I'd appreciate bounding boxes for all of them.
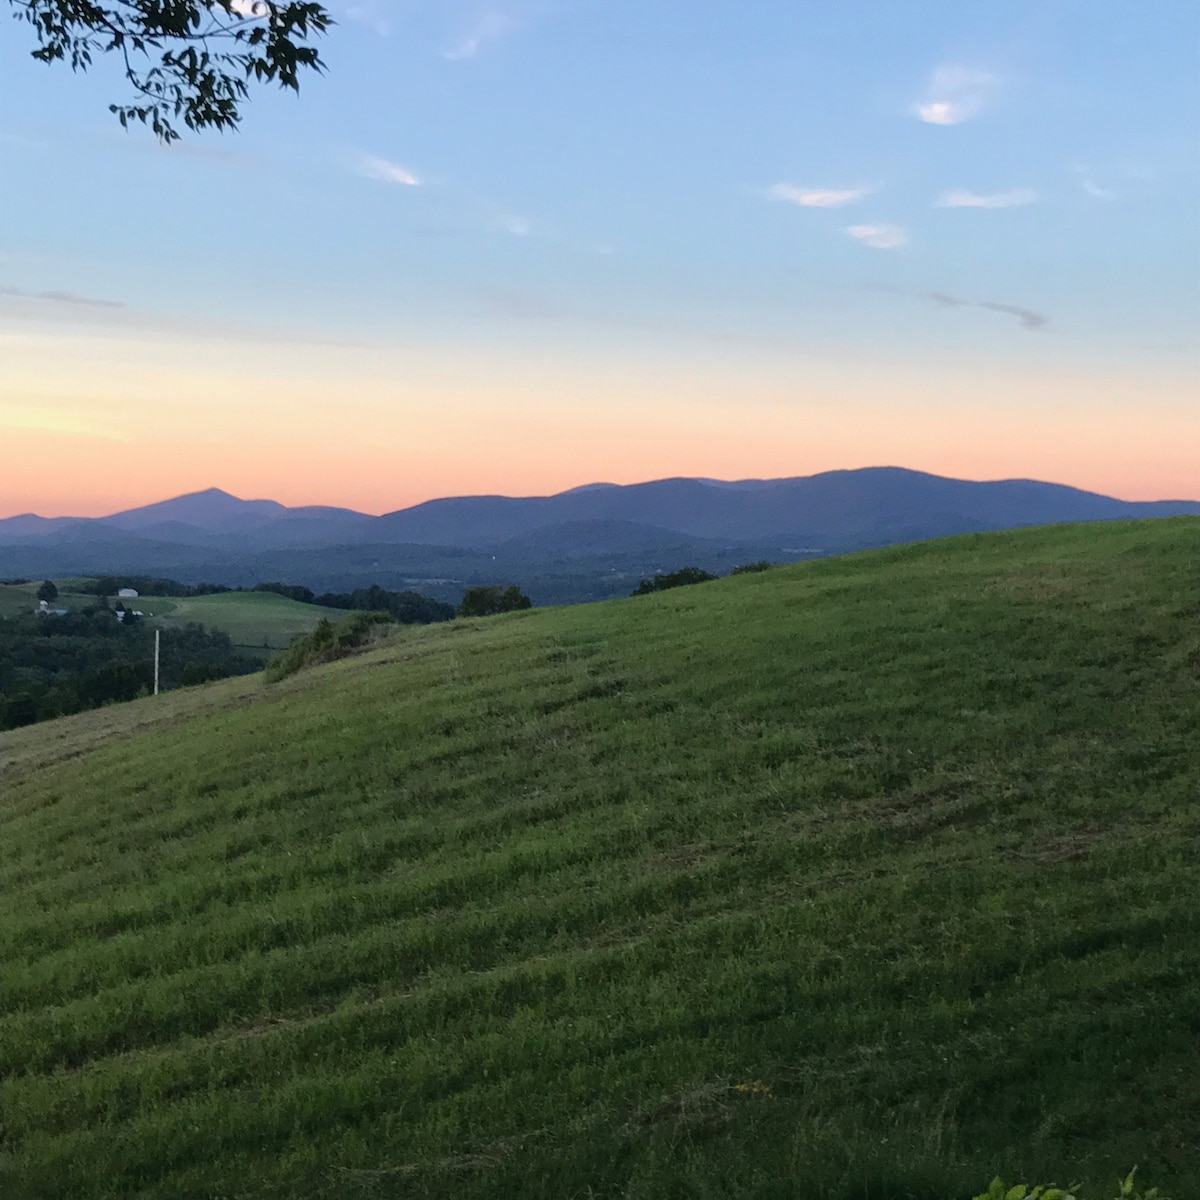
[929,291,970,308]
[913,64,998,126]
[0,284,124,309]
[359,155,420,186]
[937,188,1037,209]
[924,290,1048,331]
[768,183,873,208]
[846,223,908,250]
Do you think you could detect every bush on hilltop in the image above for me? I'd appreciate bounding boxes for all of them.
[457,585,532,617]
[631,566,717,596]
[264,611,396,682]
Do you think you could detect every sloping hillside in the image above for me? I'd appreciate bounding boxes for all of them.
[2,519,1198,1200]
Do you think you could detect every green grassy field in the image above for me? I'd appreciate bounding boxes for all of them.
[1,584,342,657]
[2,519,1197,1200]
[139,591,348,655]
[0,582,95,618]
[0,582,39,617]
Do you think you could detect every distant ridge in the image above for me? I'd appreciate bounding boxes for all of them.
[366,467,1200,546]
[1,467,1196,603]
[6,468,1198,536]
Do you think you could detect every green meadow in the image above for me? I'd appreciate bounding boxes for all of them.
[139,591,348,656]
[0,582,95,618]
[0,582,42,618]
[2,519,1197,1199]
[0,583,342,656]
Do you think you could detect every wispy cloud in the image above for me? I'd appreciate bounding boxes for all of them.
[359,155,420,186]
[924,289,1048,331]
[937,187,1037,209]
[0,284,124,308]
[913,64,998,126]
[846,223,908,250]
[340,0,392,37]
[443,12,513,60]
[768,183,873,208]
[500,213,532,237]
[1072,165,1116,200]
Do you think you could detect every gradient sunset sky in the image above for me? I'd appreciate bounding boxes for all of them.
[2,0,1197,517]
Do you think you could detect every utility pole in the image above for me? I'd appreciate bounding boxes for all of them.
[154,629,160,696]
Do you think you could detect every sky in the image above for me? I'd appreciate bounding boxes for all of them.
[1,0,1197,517]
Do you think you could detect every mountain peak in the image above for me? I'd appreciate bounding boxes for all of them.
[102,487,289,533]
[186,487,241,501]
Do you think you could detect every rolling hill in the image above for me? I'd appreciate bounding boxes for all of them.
[2,518,1197,1199]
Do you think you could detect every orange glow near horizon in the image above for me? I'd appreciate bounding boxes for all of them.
[1,328,1196,518]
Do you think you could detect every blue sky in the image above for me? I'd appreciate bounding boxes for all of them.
[1,0,1197,515]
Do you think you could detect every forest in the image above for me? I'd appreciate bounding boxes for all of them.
[0,606,259,731]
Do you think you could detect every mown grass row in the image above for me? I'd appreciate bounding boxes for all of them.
[2,519,1197,1199]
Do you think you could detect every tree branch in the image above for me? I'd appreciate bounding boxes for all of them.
[9,0,331,140]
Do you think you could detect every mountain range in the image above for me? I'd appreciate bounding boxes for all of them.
[2,468,1196,605]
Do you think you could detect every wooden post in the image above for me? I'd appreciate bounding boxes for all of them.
[154,629,160,696]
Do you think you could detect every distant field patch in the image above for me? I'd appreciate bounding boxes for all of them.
[142,591,346,654]
[0,583,41,618]
[0,583,96,618]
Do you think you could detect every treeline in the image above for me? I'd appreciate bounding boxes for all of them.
[78,576,236,598]
[0,609,259,731]
[260,583,456,624]
[73,576,456,624]
[62,564,774,613]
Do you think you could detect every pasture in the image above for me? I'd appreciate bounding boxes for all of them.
[0,581,97,618]
[139,590,347,655]
[2,518,1197,1199]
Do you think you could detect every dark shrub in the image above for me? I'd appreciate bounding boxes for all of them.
[631,567,717,596]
